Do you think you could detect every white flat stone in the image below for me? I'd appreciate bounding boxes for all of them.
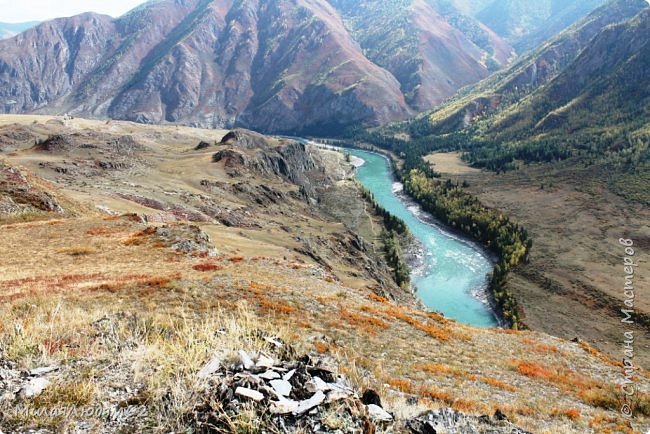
[270,399,299,414]
[367,404,393,422]
[295,391,325,415]
[239,350,255,370]
[264,337,283,347]
[269,379,292,397]
[282,369,296,382]
[29,366,58,376]
[259,370,281,380]
[256,354,275,369]
[197,356,221,378]
[235,387,264,402]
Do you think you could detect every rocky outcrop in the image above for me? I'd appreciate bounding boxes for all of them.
[0,164,64,215]
[186,343,531,433]
[213,130,324,197]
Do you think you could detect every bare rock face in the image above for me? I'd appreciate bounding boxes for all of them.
[0,0,518,133]
[213,130,324,198]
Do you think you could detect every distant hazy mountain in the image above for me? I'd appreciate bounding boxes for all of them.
[409,0,648,137]
[399,0,649,173]
[475,0,607,51]
[0,0,515,134]
[441,0,606,52]
[0,21,39,39]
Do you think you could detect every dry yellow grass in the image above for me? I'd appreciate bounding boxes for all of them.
[424,152,481,175]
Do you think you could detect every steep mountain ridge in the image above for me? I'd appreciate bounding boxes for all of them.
[327,0,514,110]
[491,7,650,142]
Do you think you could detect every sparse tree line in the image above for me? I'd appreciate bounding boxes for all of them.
[358,184,412,289]
[399,167,531,328]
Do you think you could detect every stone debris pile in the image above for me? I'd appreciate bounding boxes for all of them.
[186,345,393,433]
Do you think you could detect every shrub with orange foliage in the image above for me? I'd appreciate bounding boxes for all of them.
[387,378,414,394]
[85,227,113,236]
[339,306,389,335]
[367,293,389,304]
[564,408,581,421]
[420,387,454,405]
[229,256,245,263]
[314,341,329,354]
[416,363,464,377]
[512,359,650,416]
[551,407,581,421]
[579,341,623,368]
[192,262,223,272]
[384,306,451,341]
[515,360,558,382]
[452,398,478,413]
[259,299,294,315]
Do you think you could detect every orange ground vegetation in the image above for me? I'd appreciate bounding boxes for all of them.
[192,262,223,272]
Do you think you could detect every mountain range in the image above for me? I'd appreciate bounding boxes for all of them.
[0,0,610,134]
[396,0,649,169]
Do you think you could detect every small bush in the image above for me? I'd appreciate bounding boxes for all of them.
[57,245,98,256]
[85,227,113,236]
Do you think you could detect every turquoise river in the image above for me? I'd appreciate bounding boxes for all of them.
[348,148,498,328]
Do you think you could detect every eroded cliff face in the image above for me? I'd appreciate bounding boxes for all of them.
[213,129,322,195]
[0,0,518,133]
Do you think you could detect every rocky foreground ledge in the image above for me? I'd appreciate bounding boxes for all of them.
[1,337,530,434]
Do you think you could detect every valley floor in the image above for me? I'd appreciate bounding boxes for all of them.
[0,116,648,433]
[427,152,650,370]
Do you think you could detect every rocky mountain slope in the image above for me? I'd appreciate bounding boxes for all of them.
[0,0,512,133]
[327,0,514,111]
[474,6,650,168]
[0,115,648,433]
